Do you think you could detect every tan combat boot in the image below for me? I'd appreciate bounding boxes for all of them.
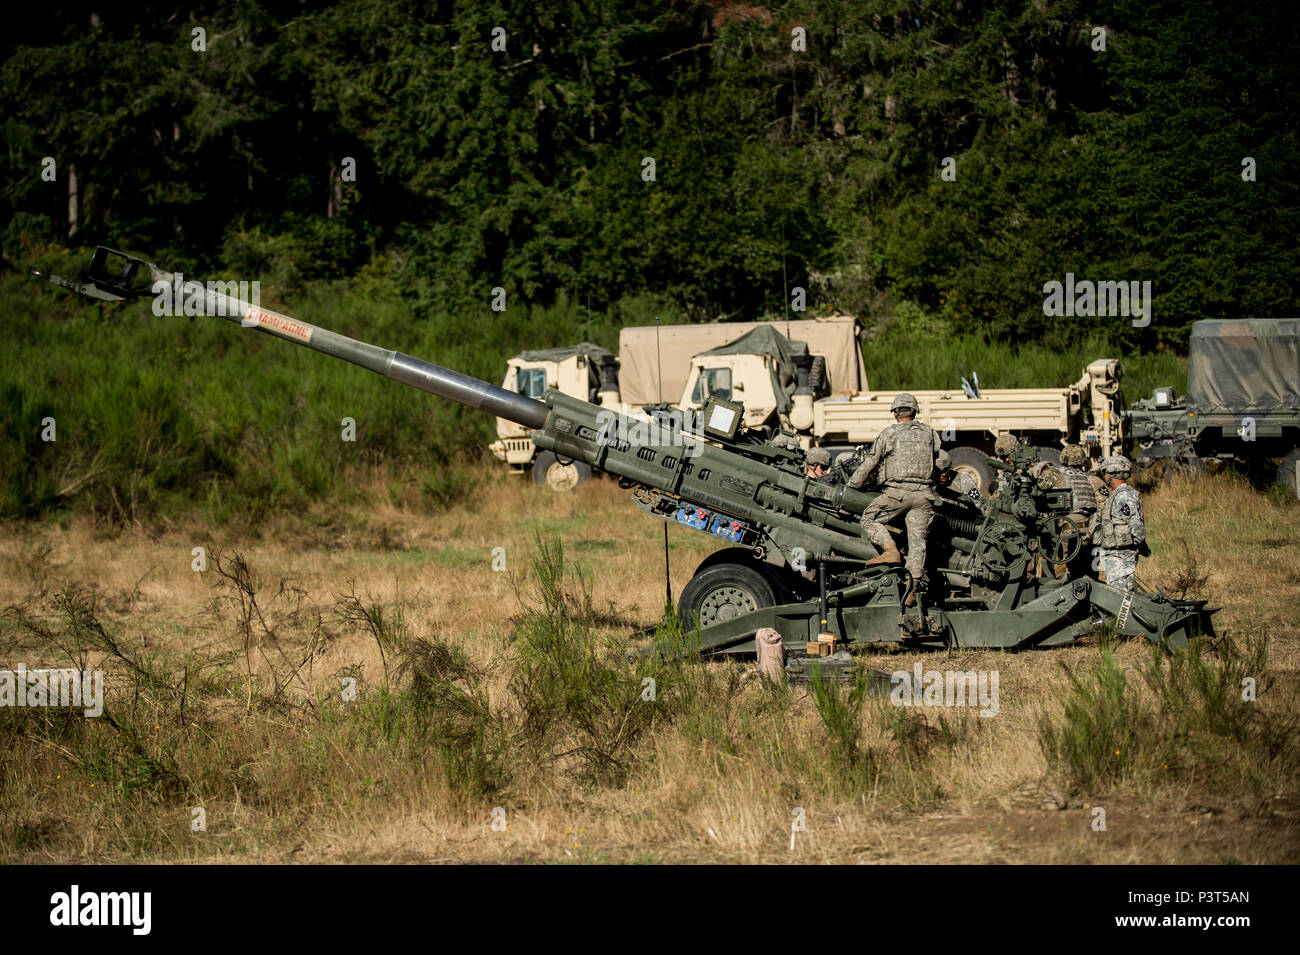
[865,541,902,566]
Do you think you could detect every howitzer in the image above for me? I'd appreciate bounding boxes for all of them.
[38,248,1217,658]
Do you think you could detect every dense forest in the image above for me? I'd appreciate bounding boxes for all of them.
[6,0,1297,338]
[2,0,1297,522]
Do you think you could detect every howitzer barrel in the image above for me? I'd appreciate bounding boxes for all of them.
[37,247,549,429]
[201,297,548,429]
[173,268,550,428]
[387,353,548,429]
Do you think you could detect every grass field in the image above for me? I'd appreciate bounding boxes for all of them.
[1,471,1297,864]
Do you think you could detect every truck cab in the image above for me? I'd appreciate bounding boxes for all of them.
[489,344,617,485]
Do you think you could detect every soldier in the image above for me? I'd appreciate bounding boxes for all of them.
[804,447,831,480]
[935,450,982,505]
[847,393,940,606]
[1033,444,1100,576]
[1034,445,1099,531]
[1096,455,1148,593]
[987,432,1022,495]
[994,431,1020,464]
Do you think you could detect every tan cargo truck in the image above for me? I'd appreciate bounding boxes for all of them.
[489,317,863,490]
[677,331,1125,494]
[493,317,1126,495]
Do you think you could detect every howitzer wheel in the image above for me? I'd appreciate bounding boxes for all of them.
[970,522,1025,577]
[678,562,777,629]
[1046,516,1085,564]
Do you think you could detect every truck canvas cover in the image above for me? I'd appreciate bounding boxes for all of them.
[618,316,865,406]
[694,326,809,414]
[1187,319,1300,414]
[515,342,613,363]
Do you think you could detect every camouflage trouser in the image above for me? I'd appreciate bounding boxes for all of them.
[1100,548,1138,592]
[860,485,934,579]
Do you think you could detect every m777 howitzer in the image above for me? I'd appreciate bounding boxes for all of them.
[39,248,1217,659]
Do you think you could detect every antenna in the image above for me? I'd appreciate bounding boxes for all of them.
[781,215,790,340]
[655,317,672,611]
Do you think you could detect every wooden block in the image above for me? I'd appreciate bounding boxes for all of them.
[805,640,831,657]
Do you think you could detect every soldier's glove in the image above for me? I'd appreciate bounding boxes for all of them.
[1138,540,1151,558]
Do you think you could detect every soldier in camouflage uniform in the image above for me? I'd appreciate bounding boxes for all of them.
[1033,445,1099,538]
[848,393,940,605]
[804,447,831,480]
[1096,455,1147,592]
[935,450,982,505]
[1031,444,1100,577]
[987,432,1022,496]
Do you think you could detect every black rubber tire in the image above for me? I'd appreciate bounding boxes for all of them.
[947,446,995,496]
[678,562,777,630]
[531,450,593,492]
[1277,447,1300,501]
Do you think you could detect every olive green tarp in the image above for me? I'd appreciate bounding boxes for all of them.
[694,326,810,415]
[1188,319,1300,414]
[516,342,613,363]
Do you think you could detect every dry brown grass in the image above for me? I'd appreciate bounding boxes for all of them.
[0,471,1296,864]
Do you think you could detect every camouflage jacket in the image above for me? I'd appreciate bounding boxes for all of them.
[1087,473,1110,510]
[1098,482,1145,550]
[1036,464,1098,515]
[848,420,940,489]
[948,471,982,504]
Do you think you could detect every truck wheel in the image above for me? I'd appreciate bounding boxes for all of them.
[678,563,777,630]
[948,446,995,496]
[1277,448,1300,500]
[531,450,592,492]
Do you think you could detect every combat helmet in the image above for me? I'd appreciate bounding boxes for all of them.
[890,393,919,414]
[1060,444,1089,468]
[806,447,831,467]
[1098,454,1133,477]
[994,432,1020,456]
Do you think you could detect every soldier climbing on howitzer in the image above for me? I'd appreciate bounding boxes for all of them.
[846,393,940,608]
[935,450,983,505]
[1096,455,1148,593]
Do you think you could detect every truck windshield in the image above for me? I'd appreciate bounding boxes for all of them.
[516,367,547,398]
[691,368,733,404]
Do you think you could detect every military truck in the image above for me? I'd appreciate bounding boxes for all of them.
[489,317,865,489]
[488,342,621,490]
[496,316,1127,495]
[1125,319,1300,498]
[677,332,1125,494]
